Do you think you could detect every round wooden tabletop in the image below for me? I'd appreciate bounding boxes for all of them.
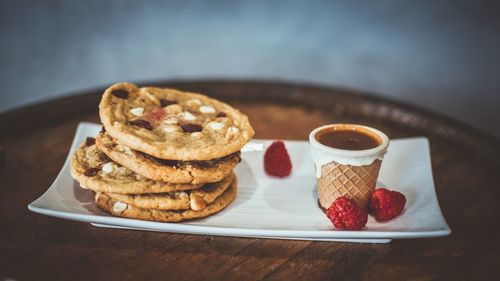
[1,80,499,280]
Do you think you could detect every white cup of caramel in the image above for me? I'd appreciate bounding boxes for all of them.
[309,124,389,209]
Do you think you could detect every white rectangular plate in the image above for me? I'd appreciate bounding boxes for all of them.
[29,122,450,242]
[90,223,391,243]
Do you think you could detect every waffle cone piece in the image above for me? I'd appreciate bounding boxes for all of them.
[317,159,382,209]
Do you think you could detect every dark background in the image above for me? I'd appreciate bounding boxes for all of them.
[1,0,499,138]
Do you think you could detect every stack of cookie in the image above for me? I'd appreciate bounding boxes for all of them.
[70,82,254,222]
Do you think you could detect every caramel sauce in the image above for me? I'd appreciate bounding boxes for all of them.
[316,128,380,150]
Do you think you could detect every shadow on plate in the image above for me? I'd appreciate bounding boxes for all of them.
[222,159,258,209]
[73,181,107,214]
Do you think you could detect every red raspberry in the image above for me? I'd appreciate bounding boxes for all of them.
[326,197,368,230]
[369,188,406,221]
[147,107,166,122]
[264,140,292,177]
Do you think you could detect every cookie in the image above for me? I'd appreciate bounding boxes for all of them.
[70,140,202,194]
[95,132,240,184]
[95,178,237,222]
[98,82,254,161]
[105,173,234,211]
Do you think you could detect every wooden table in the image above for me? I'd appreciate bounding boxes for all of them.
[1,80,499,280]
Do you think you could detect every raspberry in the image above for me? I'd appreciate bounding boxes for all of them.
[369,188,406,221]
[147,107,166,122]
[326,197,368,230]
[264,140,292,177]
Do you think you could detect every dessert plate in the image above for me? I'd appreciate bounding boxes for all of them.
[90,223,391,243]
[28,122,451,242]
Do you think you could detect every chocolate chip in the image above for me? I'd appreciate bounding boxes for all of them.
[111,89,129,99]
[160,99,176,107]
[85,137,96,146]
[216,112,227,118]
[100,126,106,133]
[180,123,202,133]
[104,143,117,149]
[99,153,111,163]
[129,119,153,130]
[139,151,178,166]
[84,168,99,177]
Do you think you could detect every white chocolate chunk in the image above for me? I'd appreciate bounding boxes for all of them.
[208,122,224,130]
[183,111,197,121]
[190,194,206,211]
[225,126,240,141]
[199,105,216,114]
[164,117,178,125]
[102,162,114,174]
[112,201,128,213]
[228,127,239,134]
[191,132,203,139]
[187,99,202,106]
[165,104,183,115]
[164,125,182,133]
[130,107,144,116]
